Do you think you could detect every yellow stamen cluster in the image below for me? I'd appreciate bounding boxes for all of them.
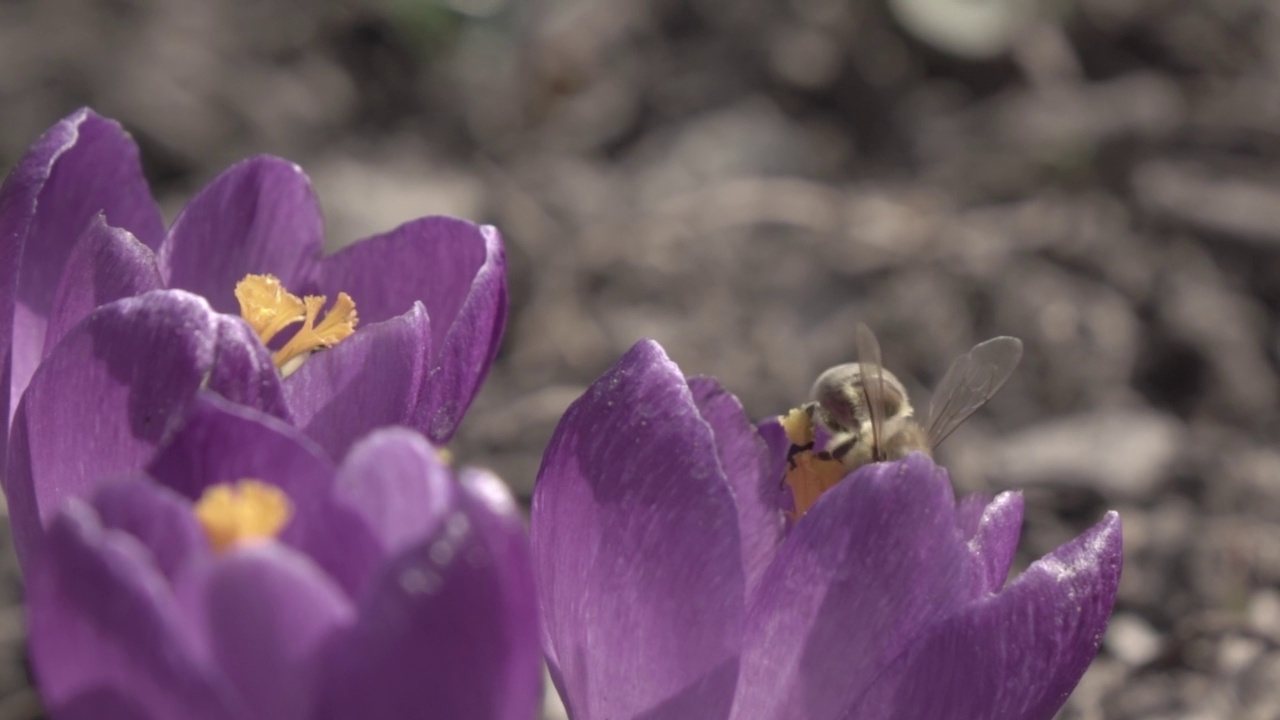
[194,480,293,553]
[780,406,848,519]
[234,274,359,376]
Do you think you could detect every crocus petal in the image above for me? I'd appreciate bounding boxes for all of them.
[43,216,163,358]
[316,469,539,720]
[843,512,1123,720]
[206,544,354,720]
[5,291,281,566]
[314,217,507,443]
[28,501,238,720]
[533,340,745,720]
[0,109,164,466]
[457,467,544,720]
[90,479,211,588]
[147,391,331,501]
[207,317,293,422]
[755,416,796,515]
[283,303,431,460]
[159,157,322,315]
[85,478,217,656]
[147,392,381,599]
[955,493,991,540]
[731,454,980,720]
[965,491,1024,597]
[688,376,784,595]
[330,427,455,558]
[43,688,153,720]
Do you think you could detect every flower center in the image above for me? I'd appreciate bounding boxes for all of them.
[194,479,293,553]
[780,406,847,519]
[234,274,359,377]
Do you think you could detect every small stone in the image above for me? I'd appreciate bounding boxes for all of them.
[887,0,1033,59]
[1248,590,1280,640]
[1219,635,1265,675]
[1105,612,1163,667]
[987,409,1184,498]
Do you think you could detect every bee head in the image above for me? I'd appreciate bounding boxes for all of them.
[810,363,912,429]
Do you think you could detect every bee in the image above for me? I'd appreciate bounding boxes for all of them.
[803,322,1024,473]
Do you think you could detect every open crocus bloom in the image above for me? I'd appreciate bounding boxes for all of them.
[0,108,505,473]
[27,392,540,720]
[532,340,1123,720]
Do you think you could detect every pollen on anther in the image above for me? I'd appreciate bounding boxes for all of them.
[780,406,848,519]
[235,274,306,344]
[195,480,293,553]
[234,273,359,376]
[272,292,359,376]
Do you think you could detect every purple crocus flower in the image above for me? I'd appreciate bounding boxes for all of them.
[532,340,1123,720]
[27,389,540,720]
[0,108,505,474]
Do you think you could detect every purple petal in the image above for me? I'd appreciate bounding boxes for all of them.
[965,491,1024,597]
[0,109,164,470]
[159,157,322,314]
[731,454,980,720]
[843,512,1123,720]
[283,303,430,460]
[147,392,380,599]
[956,493,991,540]
[532,340,744,720]
[85,479,215,655]
[5,291,282,567]
[457,468,544,720]
[28,501,238,720]
[330,427,455,558]
[755,415,796,515]
[147,392,331,502]
[44,216,163,357]
[207,316,292,422]
[315,467,539,720]
[43,688,153,720]
[206,544,354,720]
[314,217,507,443]
[0,112,83,467]
[89,479,211,588]
[688,376,784,595]
[312,216,495,331]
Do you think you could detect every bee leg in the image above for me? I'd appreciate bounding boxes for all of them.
[786,441,814,470]
[829,437,856,462]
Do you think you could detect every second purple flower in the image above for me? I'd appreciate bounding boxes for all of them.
[0,108,507,473]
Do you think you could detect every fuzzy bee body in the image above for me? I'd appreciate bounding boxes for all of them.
[802,325,1024,476]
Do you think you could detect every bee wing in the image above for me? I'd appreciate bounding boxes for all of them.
[853,322,886,462]
[924,336,1023,449]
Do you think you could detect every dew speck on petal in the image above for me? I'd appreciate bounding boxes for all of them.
[446,512,470,538]
[430,539,457,566]
[399,566,443,595]
[426,512,473,567]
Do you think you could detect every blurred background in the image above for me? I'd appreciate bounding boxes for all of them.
[3,0,1280,717]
